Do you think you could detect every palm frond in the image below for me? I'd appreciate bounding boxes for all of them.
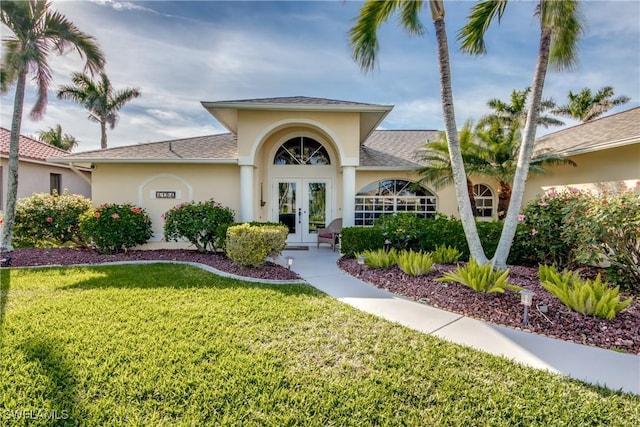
[457,0,508,55]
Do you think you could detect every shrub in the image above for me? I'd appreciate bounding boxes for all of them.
[539,264,633,320]
[163,199,235,253]
[431,245,462,264]
[436,258,521,294]
[340,227,384,257]
[79,203,153,254]
[509,188,591,268]
[397,250,434,276]
[374,213,426,250]
[570,185,640,293]
[14,191,92,247]
[226,223,288,267]
[358,248,397,269]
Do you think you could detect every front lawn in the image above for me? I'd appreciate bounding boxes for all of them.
[1,264,638,426]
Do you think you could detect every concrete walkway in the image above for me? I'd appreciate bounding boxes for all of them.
[277,246,640,395]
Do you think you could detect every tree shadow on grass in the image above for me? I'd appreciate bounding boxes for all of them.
[18,335,83,426]
[57,263,325,297]
[0,268,10,349]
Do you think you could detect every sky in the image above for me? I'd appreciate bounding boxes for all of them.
[1,0,639,152]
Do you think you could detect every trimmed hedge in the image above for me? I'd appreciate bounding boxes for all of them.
[340,227,384,257]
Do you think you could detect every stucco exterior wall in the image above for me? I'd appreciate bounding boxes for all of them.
[0,158,91,212]
[524,144,640,201]
[91,163,240,246]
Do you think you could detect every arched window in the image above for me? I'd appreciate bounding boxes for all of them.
[355,179,437,226]
[473,184,494,217]
[273,137,330,165]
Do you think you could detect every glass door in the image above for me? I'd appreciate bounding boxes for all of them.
[274,179,331,243]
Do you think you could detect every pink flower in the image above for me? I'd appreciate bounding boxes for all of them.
[111,213,120,219]
[531,228,538,236]
[131,207,142,215]
[46,217,53,223]
[518,214,525,222]
[94,212,101,218]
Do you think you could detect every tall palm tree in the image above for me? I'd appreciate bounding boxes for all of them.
[478,87,564,129]
[458,0,584,268]
[0,0,104,251]
[37,124,79,151]
[57,72,141,149]
[350,0,488,263]
[552,86,630,122]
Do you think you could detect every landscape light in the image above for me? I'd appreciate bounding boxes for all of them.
[520,289,535,326]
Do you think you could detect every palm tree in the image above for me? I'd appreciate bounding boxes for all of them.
[478,87,564,129]
[458,0,584,268]
[57,72,141,149]
[37,124,79,151]
[350,0,488,264]
[415,121,484,215]
[0,0,104,251]
[552,86,630,122]
[474,120,575,220]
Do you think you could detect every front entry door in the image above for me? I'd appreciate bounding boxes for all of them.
[274,179,331,243]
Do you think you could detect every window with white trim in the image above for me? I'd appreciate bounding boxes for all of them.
[473,184,494,217]
[273,137,330,165]
[355,179,437,226]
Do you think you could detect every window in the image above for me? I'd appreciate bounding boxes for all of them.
[474,184,494,217]
[50,173,62,195]
[274,137,330,165]
[355,179,437,226]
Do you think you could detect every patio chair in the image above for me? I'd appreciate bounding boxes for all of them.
[317,218,342,251]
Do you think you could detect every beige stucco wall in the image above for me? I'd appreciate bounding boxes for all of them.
[237,110,362,165]
[91,163,240,248]
[524,144,640,201]
[0,158,91,212]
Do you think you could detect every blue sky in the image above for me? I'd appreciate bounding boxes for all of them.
[2,0,639,151]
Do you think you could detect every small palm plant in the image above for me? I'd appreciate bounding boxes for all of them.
[358,249,397,269]
[397,250,434,277]
[437,258,522,294]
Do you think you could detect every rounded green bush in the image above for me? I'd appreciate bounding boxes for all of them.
[79,203,153,254]
[163,199,235,253]
[226,223,288,267]
[14,191,92,247]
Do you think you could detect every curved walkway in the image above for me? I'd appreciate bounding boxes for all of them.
[277,246,640,395]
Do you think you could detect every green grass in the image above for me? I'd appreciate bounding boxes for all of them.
[1,264,638,426]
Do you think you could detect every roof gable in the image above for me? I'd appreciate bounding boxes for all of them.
[0,127,71,162]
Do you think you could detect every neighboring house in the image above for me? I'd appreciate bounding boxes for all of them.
[0,127,91,212]
[526,106,640,199]
[49,97,639,248]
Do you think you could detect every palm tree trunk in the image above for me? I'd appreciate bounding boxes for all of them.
[1,70,27,252]
[492,26,552,268]
[433,11,487,263]
[100,121,108,149]
[497,181,511,220]
[466,178,478,216]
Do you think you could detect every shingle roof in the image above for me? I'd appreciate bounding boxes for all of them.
[203,96,387,108]
[360,130,440,168]
[57,133,238,162]
[535,107,640,156]
[0,127,71,162]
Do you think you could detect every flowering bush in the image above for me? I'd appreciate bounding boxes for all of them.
[162,199,235,253]
[510,187,590,268]
[14,191,92,247]
[79,203,153,254]
[570,184,640,292]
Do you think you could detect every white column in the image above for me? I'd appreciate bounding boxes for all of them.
[342,166,356,227]
[239,165,254,222]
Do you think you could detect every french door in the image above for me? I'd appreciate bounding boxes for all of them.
[274,179,331,243]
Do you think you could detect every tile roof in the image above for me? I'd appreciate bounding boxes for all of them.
[0,127,70,162]
[535,107,640,156]
[360,130,440,168]
[58,133,238,161]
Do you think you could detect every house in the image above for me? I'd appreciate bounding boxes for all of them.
[526,106,640,199]
[49,97,639,248]
[0,127,91,212]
